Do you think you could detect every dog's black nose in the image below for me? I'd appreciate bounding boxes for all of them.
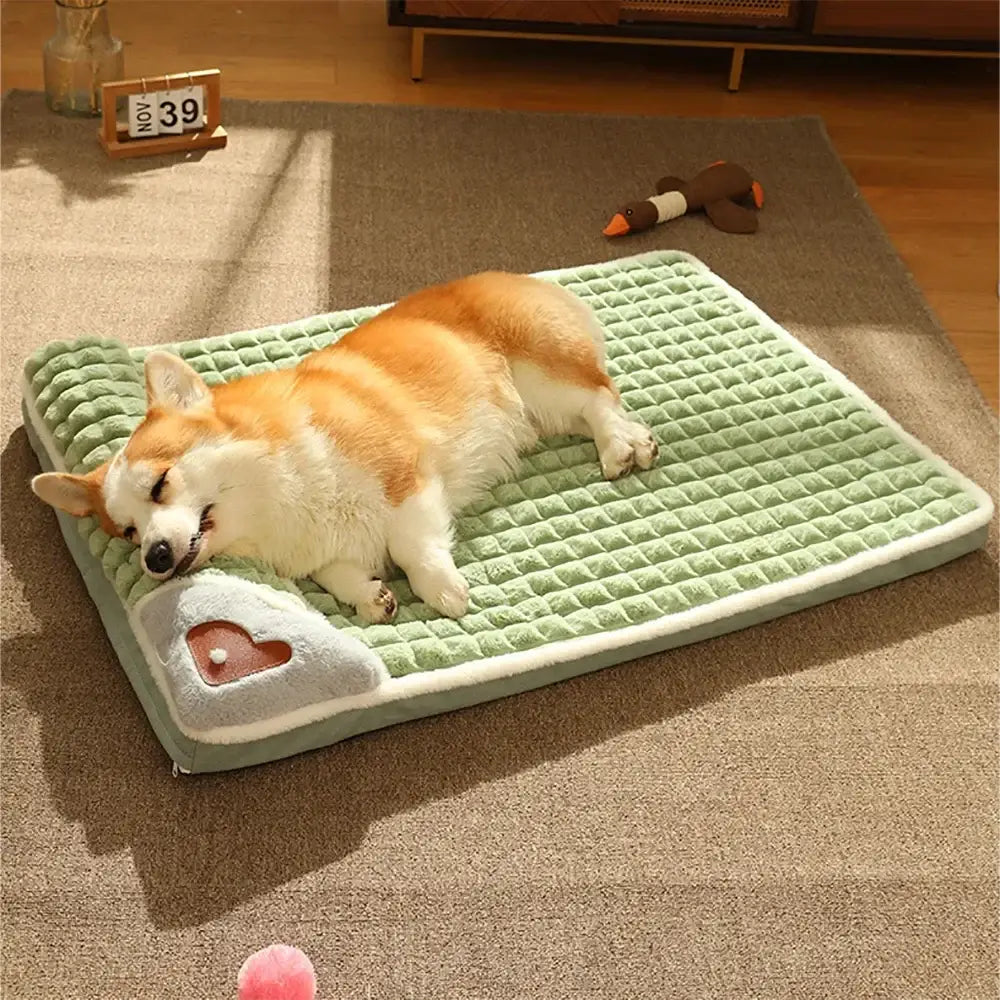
[145,540,173,575]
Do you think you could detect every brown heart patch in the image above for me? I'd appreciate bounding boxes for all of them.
[186,620,292,686]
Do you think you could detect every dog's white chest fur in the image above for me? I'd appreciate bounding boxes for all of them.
[206,427,392,579]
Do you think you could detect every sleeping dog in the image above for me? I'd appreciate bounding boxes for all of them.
[32,272,657,622]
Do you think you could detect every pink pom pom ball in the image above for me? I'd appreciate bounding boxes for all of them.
[237,944,316,1000]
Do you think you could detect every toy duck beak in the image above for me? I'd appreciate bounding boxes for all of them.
[603,213,630,237]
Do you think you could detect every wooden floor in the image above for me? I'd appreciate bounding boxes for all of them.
[3,0,997,408]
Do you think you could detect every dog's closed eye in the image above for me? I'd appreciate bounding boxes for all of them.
[199,504,215,533]
[150,470,168,503]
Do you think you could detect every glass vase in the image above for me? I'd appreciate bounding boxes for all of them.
[43,0,124,117]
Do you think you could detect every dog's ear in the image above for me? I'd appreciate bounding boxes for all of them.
[31,471,96,517]
[144,351,211,411]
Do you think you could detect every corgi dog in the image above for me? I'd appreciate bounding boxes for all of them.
[32,272,658,623]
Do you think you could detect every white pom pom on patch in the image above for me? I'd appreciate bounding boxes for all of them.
[209,647,228,665]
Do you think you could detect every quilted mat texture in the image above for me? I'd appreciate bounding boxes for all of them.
[24,251,982,676]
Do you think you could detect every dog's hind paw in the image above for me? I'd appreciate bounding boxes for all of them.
[628,422,659,471]
[599,422,659,479]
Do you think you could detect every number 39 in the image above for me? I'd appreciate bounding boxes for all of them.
[157,86,204,134]
[160,98,200,128]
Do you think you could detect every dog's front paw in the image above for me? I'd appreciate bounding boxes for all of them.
[357,581,398,625]
[599,438,636,480]
[420,571,470,619]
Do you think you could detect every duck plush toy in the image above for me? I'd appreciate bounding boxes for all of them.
[603,161,764,237]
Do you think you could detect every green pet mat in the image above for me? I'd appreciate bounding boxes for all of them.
[22,251,993,773]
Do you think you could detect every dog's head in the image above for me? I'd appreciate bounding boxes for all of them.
[32,352,226,581]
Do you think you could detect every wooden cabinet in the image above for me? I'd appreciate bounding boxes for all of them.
[812,1,998,43]
[404,1,621,24]
[390,0,998,89]
[399,0,999,41]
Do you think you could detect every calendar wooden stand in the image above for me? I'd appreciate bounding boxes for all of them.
[97,68,227,160]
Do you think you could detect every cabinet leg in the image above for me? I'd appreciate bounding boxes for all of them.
[410,28,425,82]
[728,45,745,91]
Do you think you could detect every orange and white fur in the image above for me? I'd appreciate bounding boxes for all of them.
[32,272,658,623]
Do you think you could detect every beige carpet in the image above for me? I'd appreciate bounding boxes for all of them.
[2,93,997,999]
